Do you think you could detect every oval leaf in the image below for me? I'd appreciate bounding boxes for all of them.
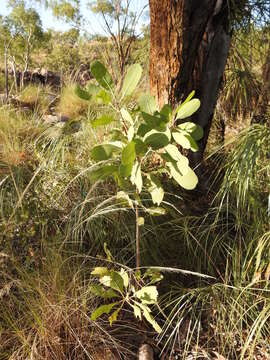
[91,61,114,91]
[121,64,142,98]
[176,99,200,120]
[122,141,136,166]
[91,114,115,128]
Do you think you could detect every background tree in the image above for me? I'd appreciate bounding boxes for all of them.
[0,15,13,98]
[8,0,44,88]
[89,0,148,78]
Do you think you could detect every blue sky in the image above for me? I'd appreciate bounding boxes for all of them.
[0,0,149,35]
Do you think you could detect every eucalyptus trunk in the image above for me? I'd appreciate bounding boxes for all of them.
[149,0,231,167]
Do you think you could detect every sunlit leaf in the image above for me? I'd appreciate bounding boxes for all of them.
[89,165,118,182]
[176,99,200,120]
[167,162,198,190]
[120,108,133,125]
[131,161,143,193]
[148,174,164,206]
[139,93,158,114]
[172,131,198,152]
[121,64,142,98]
[135,286,158,304]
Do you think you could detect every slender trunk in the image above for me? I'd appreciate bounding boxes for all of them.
[135,201,140,269]
[10,58,18,93]
[149,0,231,168]
[4,43,9,99]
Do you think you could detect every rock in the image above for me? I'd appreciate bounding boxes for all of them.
[43,114,70,124]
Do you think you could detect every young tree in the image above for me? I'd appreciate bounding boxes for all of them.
[89,0,148,78]
[8,0,44,88]
[149,0,270,167]
[0,16,13,98]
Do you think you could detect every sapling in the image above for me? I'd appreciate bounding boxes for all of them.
[75,61,203,331]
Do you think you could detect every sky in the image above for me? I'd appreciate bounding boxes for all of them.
[0,0,149,35]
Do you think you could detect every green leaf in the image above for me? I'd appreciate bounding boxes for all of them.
[104,242,113,261]
[89,165,118,182]
[75,84,90,100]
[131,161,143,193]
[109,308,120,326]
[96,89,112,104]
[139,93,158,114]
[91,267,109,276]
[144,129,171,150]
[132,304,142,320]
[178,122,203,141]
[119,163,133,178]
[91,61,114,91]
[160,104,172,122]
[91,143,121,161]
[91,302,118,321]
[138,217,145,226]
[176,99,200,120]
[165,144,184,161]
[141,112,167,131]
[121,64,142,98]
[100,271,124,292]
[120,108,133,125]
[148,174,164,206]
[175,90,195,113]
[167,162,198,190]
[121,141,136,166]
[91,114,115,128]
[134,138,147,156]
[172,131,198,152]
[119,268,129,288]
[135,302,162,333]
[135,286,158,304]
[89,284,119,299]
[137,124,152,137]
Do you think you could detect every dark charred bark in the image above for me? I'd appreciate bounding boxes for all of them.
[149,0,232,170]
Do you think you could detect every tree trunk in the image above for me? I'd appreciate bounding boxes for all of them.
[149,0,231,167]
[4,44,9,99]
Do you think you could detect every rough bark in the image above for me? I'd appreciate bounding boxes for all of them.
[149,0,231,166]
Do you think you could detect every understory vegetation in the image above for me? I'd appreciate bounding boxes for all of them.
[0,2,270,360]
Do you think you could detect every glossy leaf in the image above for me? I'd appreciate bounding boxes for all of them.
[178,122,203,141]
[176,98,200,120]
[121,64,142,98]
[167,162,198,190]
[175,90,195,113]
[148,175,164,206]
[172,131,198,152]
[131,161,143,193]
